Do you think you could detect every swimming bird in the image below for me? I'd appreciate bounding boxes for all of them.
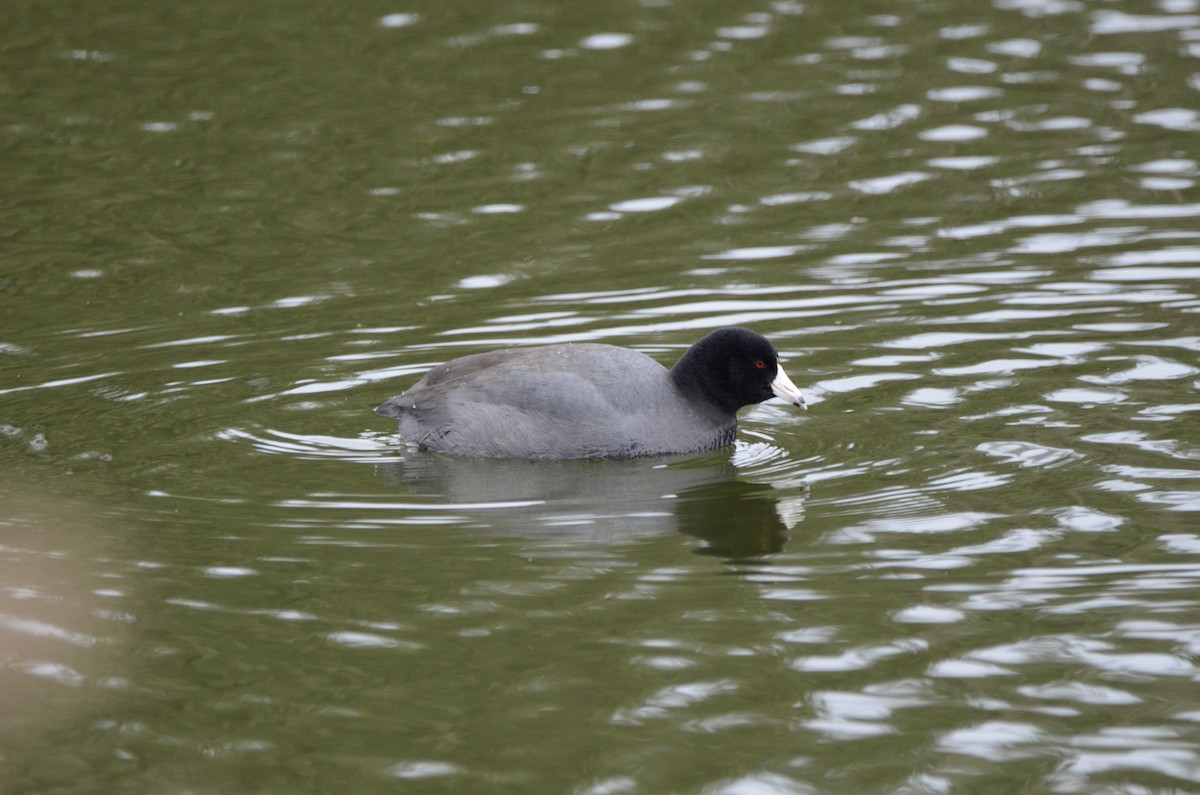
[374,326,806,459]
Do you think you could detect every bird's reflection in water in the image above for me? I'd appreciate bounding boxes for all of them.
[374,452,807,558]
[675,479,801,558]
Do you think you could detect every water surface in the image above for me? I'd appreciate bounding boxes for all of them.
[3,0,1200,792]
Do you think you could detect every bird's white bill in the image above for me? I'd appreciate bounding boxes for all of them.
[771,364,807,409]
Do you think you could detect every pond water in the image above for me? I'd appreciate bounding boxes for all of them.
[3,0,1200,792]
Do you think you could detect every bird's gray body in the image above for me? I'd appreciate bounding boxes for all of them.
[375,343,733,459]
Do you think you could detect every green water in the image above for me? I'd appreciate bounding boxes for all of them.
[4,0,1200,792]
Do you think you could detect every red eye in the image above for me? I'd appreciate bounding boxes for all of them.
[754,360,766,369]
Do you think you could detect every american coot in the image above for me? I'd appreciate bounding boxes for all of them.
[374,326,806,459]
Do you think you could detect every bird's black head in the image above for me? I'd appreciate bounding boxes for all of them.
[670,327,805,415]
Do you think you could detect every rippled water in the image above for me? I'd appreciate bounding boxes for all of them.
[4,0,1200,792]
